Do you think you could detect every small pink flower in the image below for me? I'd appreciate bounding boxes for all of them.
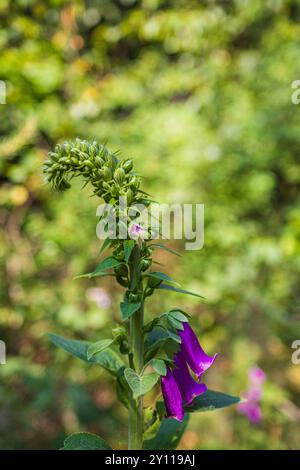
[128,223,147,240]
[86,288,111,309]
[237,366,266,424]
[249,367,266,386]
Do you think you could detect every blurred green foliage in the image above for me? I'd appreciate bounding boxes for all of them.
[0,0,300,449]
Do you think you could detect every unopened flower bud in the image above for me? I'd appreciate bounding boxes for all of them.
[112,324,127,340]
[114,264,128,278]
[140,259,152,271]
[103,166,112,180]
[102,181,110,190]
[95,156,105,168]
[114,167,125,184]
[129,293,140,302]
[125,188,134,204]
[122,159,133,173]
[147,277,162,288]
[111,186,119,197]
[83,160,94,169]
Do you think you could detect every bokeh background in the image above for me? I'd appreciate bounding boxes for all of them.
[1,0,300,450]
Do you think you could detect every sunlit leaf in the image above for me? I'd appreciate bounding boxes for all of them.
[61,432,112,450]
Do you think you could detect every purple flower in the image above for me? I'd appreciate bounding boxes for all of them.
[161,368,184,422]
[173,351,207,405]
[249,367,266,386]
[237,366,266,424]
[178,322,218,379]
[237,401,262,424]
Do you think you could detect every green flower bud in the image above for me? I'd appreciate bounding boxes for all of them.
[114,264,128,278]
[116,276,129,288]
[114,250,125,261]
[103,166,112,180]
[112,325,127,339]
[147,277,162,288]
[129,293,140,302]
[71,157,79,165]
[94,156,104,168]
[102,181,110,190]
[111,186,119,197]
[114,167,125,184]
[146,287,154,297]
[125,188,134,204]
[122,159,133,173]
[83,160,94,169]
[140,259,152,272]
[119,340,130,355]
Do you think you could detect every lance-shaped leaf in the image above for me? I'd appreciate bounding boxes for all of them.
[48,333,124,375]
[75,256,121,279]
[98,237,113,256]
[61,432,112,450]
[185,389,240,413]
[120,300,141,320]
[150,243,181,257]
[144,415,189,450]
[146,271,179,286]
[157,284,204,298]
[124,239,135,262]
[124,368,159,399]
[87,338,116,360]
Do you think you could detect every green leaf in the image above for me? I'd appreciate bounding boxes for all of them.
[144,327,181,361]
[61,432,112,450]
[75,256,121,279]
[186,390,240,413]
[98,237,112,255]
[150,243,181,257]
[169,309,190,322]
[116,366,130,409]
[157,284,204,298]
[167,315,184,331]
[146,271,179,286]
[144,415,189,450]
[148,358,167,376]
[120,301,141,320]
[48,333,124,375]
[124,239,135,262]
[48,333,89,361]
[87,339,115,360]
[124,368,159,399]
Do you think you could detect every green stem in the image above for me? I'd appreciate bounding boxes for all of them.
[128,245,144,450]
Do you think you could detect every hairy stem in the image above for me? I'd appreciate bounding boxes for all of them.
[128,245,144,450]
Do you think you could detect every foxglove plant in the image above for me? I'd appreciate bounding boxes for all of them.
[44,139,239,451]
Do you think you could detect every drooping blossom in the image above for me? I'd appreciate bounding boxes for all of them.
[178,322,218,379]
[161,322,217,420]
[173,351,207,405]
[237,366,266,424]
[161,368,184,422]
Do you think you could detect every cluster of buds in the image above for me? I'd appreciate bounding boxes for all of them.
[43,139,141,204]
